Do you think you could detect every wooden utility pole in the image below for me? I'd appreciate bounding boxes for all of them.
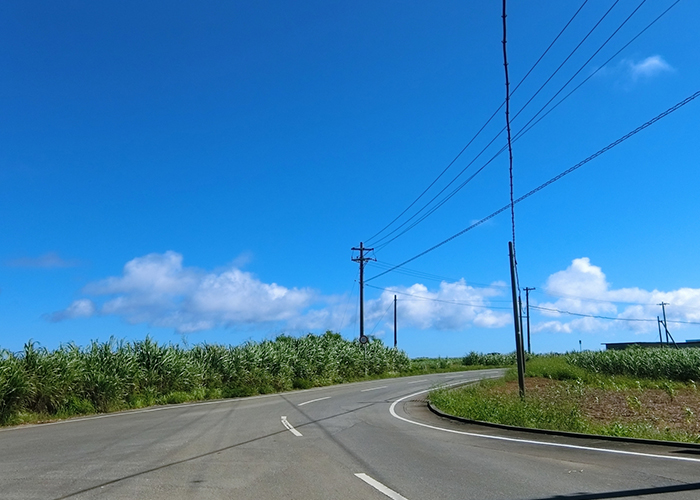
[659,302,670,343]
[508,242,525,397]
[351,242,375,344]
[393,294,397,348]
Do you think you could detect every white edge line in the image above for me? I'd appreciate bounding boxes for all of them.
[354,473,409,500]
[281,416,303,437]
[361,385,388,392]
[388,380,700,464]
[406,379,428,384]
[298,396,331,406]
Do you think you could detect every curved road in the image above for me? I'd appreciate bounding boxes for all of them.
[2,369,700,499]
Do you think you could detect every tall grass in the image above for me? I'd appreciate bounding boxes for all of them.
[0,332,409,425]
[567,348,700,382]
[462,351,517,367]
[431,349,700,443]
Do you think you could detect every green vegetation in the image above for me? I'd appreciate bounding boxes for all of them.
[0,332,410,426]
[567,347,700,381]
[431,379,589,433]
[431,348,700,443]
[462,351,517,367]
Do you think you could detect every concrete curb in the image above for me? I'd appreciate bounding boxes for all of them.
[427,399,700,450]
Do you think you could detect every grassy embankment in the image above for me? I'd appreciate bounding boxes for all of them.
[431,349,700,443]
[0,332,492,426]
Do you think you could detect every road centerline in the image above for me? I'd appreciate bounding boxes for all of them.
[298,396,331,406]
[361,386,387,392]
[280,416,303,437]
[355,473,409,500]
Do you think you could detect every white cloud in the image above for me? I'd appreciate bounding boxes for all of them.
[51,251,316,333]
[365,280,511,332]
[50,252,514,335]
[627,55,673,80]
[5,252,79,268]
[532,258,700,336]
[47,299,96,322]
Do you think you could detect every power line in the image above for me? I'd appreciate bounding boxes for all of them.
[370,1,674,252]
[368,300,394,336]
[509,0,622,128]
[530,305,700,325]
[365,0,590,247]
[365,90,700,283]
[370,0,615,249]
[365,284,513,310]
[511,0,649,144]
[516,0,682,141]
[368,261,509,287]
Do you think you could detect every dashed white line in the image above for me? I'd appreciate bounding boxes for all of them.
[389,384,700,464]
[361,386,387,392]
[298,396,331,406]
[280,416,303,437]
[406,379,428,384]
[355,473,409,500]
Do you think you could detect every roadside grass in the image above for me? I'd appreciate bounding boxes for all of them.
[431,349,700,444]
[0,333,501,427]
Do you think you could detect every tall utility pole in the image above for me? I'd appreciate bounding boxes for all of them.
[524,287,535,354]
[659,302,670,343]
[508,242,525,397]
[393,295,397,348]
[657,316,664,343]
[351,242,375,344]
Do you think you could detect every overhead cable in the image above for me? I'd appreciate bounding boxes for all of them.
[365,90,700,283]
[371,0,673,252]
[365,284,513,310]
[531,305,700,325]
[365,0,590,247]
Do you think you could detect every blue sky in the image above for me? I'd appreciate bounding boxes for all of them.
[2,0,699,357]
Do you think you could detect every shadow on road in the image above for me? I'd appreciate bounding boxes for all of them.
[53,399,378,500]
[525,481,700,499]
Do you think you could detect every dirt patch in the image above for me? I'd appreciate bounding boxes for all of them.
[499,377,700,435]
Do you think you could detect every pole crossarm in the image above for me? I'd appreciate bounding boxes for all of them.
[352,242,376,344]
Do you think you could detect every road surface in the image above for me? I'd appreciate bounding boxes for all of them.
[2,369,699,499]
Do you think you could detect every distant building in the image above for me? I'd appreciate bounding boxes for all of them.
[604,341,700,350]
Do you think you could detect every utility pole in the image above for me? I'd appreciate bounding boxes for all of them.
[524,287,535,354]
[657,316,663,343]
[659,302,670,343]
[508,242,525,398]
[393,295,398,348]
[351,242,375,345]
[657,302,677,347]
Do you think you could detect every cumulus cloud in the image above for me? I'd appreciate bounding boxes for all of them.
[51,251,316,333]
[47,299,96,322]
[533,258,700,335]
[49,252,514,336]
[627,55,673,80]
[365,279,511,333]
[5,252,79,268]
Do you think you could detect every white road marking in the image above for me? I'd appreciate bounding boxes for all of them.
[361,385,387,392]
[406,379,428,384]
[298,396,331,406]
[389,383,700,464]
[280,416,303,437]
[0,384,335,433]
[355,473,409,500]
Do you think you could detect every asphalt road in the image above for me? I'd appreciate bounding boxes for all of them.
[2,369,700,500]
